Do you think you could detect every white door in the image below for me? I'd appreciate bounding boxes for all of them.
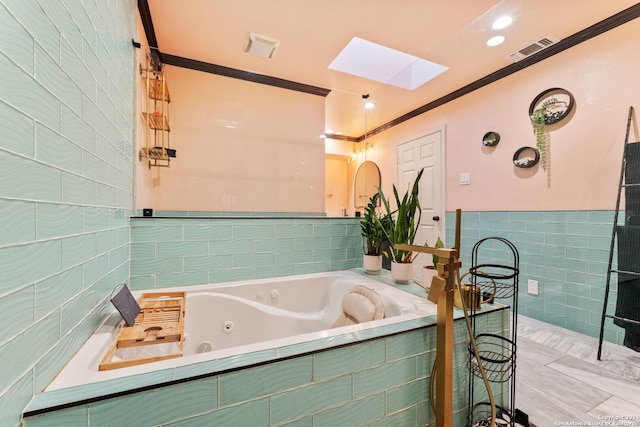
[396,127,445,279]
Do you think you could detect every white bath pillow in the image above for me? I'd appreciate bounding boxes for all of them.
[333,285,384,327]
[342,292,376,323]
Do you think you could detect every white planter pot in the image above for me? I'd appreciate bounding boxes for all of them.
[363,254,383,275]
[391,261,413,284]
[422,267,439,289]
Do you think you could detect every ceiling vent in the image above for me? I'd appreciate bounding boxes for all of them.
[506,35,559,62]
[244,32,279,60]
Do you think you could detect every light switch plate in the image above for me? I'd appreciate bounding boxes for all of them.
[460,173,471,185]
[527,279,539,295]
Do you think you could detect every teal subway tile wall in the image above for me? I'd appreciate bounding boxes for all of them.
[0,0,136,425]
[23,308,508,426]
[129,217,362,289]
[446,210,621,345]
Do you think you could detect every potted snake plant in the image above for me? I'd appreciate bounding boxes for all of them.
[422,236,444,287]
[377,168,424,283]
[360,193,386,274]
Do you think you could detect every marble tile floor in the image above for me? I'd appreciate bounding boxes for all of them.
[515,315,640,426]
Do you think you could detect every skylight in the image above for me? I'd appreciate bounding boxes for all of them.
[328,37,448,91]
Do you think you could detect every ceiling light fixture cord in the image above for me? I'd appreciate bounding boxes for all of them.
[362,94,370,141]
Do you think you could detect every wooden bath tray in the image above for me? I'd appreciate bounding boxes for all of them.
[99,291,186,371]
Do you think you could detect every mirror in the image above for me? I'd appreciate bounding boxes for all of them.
[354,161,381,208]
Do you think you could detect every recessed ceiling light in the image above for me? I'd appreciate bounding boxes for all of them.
[329,37,448,91]
[492,16,513,30]
[487,36,505,47]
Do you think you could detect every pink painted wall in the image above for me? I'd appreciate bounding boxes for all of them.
[137,18,640,216]
[353,18,640,213]
[135,63,326,213]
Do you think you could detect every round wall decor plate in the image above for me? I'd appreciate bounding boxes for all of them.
[528,88,575,125]
[513,146,540,168]
[482,131,500,147]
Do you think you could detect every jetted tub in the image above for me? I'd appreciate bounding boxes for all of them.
[45,270,437,392]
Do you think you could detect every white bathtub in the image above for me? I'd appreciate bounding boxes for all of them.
[45,270,437,392]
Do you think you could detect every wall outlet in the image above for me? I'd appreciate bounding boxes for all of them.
[459,173,471,185]
[527,279,539,295]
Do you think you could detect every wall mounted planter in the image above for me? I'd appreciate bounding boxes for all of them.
[513,146,540,168]
[529,87,575,125]
[482,131,500,147]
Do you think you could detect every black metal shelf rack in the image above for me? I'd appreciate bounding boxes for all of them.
[466,237,521,427]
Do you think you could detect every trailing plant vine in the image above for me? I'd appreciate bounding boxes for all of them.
[531,97,558,171]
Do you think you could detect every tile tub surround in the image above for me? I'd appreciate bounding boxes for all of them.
[24,270,509,426]
[133,210,619,349]
[446,210,623,345]
[44,270,440,391]
[129,216,363,290]
[0,0,137,425]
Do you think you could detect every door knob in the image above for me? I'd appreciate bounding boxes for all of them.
[432,216,440,221]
